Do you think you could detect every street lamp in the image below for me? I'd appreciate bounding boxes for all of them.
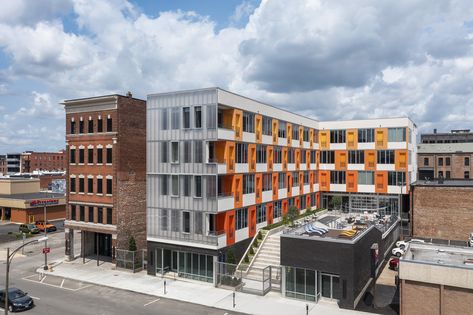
[4,236,48,315]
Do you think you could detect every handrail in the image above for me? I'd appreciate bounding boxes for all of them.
[236,232,259,271]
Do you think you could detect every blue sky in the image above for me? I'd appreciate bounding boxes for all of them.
[0,0,472,154]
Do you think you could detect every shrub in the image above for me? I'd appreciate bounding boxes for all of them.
[128,236,137,251]
[257,231,263,240]
[253,239,259,247]
[226,248,236,264]
[244,255,249,263]
[249,247,254,255]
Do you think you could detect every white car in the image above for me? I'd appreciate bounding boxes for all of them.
[392,247,406,257]
[396,238,425,249]
[468,233,473,247]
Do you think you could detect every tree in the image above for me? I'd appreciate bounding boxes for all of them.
[286,205,299,226]
[330,195,342,210]
[226,248,236,264]
[128,236,137,252]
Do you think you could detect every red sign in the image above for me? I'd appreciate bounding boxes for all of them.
[42,247,50,254]
[30,199,59,207]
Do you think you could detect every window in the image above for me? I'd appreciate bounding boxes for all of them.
[465,171,470,179]
[446,171,451,179]
[70,178,76,192]
[97,207,103,224]
[262,174,272,191]
[106,178,112,195]
[438,171,443,178]
[194,176,202,197]
[79,178,84,193]
[88,119,94,133]
[256,204,266,224]
[330,130,346,143]
[278,121,287,138]
[80,206,85,221]
[171,210,179,232]
[358,128,375,143]
[377,150,395,164]
[358,171,374,185]
[388,128,406,142]
[243,111,255,133]
[320,151,335,164]
[160,175,168,195]
[88,178,93,193]
[292,125,299,140]
[171,107,180,129]
[79,148,84,164]
[446,157,451,166]
[236,143,248,163]
[70,149,76,163]
[388,172,406,186]
[206,175,216,198]
[273,147,282,163]
[424,157,429,166]
[172,175,179,196]
[303,128,309,142]
[171,142,179,163]
[236,208,248,230]
[88,148,93,164]
[262,116,272,136]
[194,141,203,163]
[348,150,364,164]
[256,145,267,163]
[287,148,294,164]
[465,157,470,166]
[274,200,282,218]
[194,212,203,234]
[183,107,190,128]
[304,171,310,184]
[107,116,113,132]
[70,120,76,134]
[438,157,443,166]
[278,173,286,189]
[243,174,255,194]
[71,205,76,220]
[106,148,112,164]
[183,141,192,163]
[330,171,346,184]
[106,208,112,224]
[97,178,103,194]
[88,207,94,222]
[310,150,316,164]
[160,209,168,231]
[183,212,190,233]
[159,142,168,163]
[194,106,202,128]
[183,175,191,196]
[79,120,84,134]
[292,172,299,187]
[207,105,217,129]
[97,117,103,132]
[301,150,307,164]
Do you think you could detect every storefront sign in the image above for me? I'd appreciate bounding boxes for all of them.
[29,199,59,207]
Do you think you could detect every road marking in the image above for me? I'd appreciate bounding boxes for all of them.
[40,275,46,283]
[22,274,92,292]
[30,296,40,300]
[144,298,160,307]
[60,279,65,288]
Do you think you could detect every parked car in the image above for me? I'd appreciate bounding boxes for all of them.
[392,247,406,257]
[389,257,400,270]
[0,288,34,312]
[18,224,40,234]
[34,221,57,232]
[468,233,473,247]
[396,238,425,249]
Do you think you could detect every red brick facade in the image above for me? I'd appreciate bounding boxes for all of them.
[21,150,66,172]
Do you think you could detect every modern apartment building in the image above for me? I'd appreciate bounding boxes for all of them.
[146,88,417,284]
[21,150,66,172]
[6,153,21,174]
[63,94,146,263]
[0,155,6,175]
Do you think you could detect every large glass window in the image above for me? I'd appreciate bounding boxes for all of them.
[243,174,255,194]
[320,151,335,164]
[274,200,282,218]
[106,148,112,164]
[256,145,267,163]
[243,111,255,133]
[388,171,406,186]
[183,107,190,129]
[262,174,272,191]
[79,148,84,164]
[171,142,179,163]
[183,141,192,163]
[194,141,203,163]
[207,105,216,129]
[285,267,317,301]
[262,116,272,136]
[348,150,364,164]
[70,120,76,134]
[70,149,76,163]
[330,171,346,184]
[321,273,340,300]
[194,106,202,128]
[256,204,266,224]
[183,212,190,233]
[292,125,299,140]
[88,119,94,133]
[160,175,168,195]
[358,128,375,142]
[182,175,191,197]
[358,171,374,185]
[160,142,168,163]
[171,175,179,196]
[107,116,113,132]
[330,130,345,143]
[236,208,248,230]
[194,176,202,197]
[236,143,248,163]
[171,107,180,130]
[377,150,395,164]
[278,121,287,138]
[278,173,286,189]
[274,147,282,163]
[388,127,406,142]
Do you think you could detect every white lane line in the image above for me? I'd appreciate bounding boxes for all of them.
[60,279,65,288]
[40,275,46,283]
[30,296,41,300]
[143,298,160,307]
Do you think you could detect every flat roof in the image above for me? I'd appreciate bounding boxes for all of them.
[62,94,145,104]
[418,143,473,153]
[0,192,64,200]
[403,243,473,270]
[413,179,473,187]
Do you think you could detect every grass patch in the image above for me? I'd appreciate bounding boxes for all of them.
[263,208,325,231]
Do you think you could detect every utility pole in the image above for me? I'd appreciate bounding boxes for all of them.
[43,206,48,270]
[5,247,10,315]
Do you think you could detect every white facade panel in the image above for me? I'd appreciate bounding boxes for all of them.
[304,185,310,193]
[218,128,235,140]
[377,164,395,171]
[287,164,296,171]
[358,184,375,193]
[388,186,404,194]
[310,163,317,170]
[243,193,256,207]
[319,164,335,170]
[218,196,234,212]
[273,164,282,172]
[262,135,272,145]
[235,163,249,173]
[262,191,272,203]
[292,140,299,147]
[313,184,319,191]
[243,132,255,143]
[278,138,287,146]
[217,164,227,174]
[303,142,310,149]
[292,187,299,196]
[279,189,287,199]
[330,184,346,192]
[358,143,375,150]
[256,163,267,172]
[300,164,307,171]
[235,227,249,244]
[347,164,364,171]
[330,143,346,150]
[387,142,407,150]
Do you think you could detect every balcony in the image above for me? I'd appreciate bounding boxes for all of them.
[217,191,234,211]
[218,128,235,140]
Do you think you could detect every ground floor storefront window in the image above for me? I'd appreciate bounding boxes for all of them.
[155,248,214,283]
[285,267,341,302]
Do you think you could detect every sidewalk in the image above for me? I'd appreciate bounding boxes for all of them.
[38,259,372,315]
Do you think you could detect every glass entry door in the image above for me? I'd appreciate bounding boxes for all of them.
[320,273,341,300]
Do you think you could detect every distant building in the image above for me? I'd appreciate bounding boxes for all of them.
[63,94,146,264]
[6,153,21,174]
[421,129,473,143]
[0,177,65,223]
[417,143,472,180]
[410,180,473,243]
[0,155,6,175]
[21,150,66,172]
[399,242,473,315]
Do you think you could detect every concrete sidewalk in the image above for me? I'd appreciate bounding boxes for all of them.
[38,259,373,315]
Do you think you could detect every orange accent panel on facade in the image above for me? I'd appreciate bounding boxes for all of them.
[319,130,329,150]
[225,210,236,246]
[309,172,314,192]
[299,126,304,147]
[395,150,408,171]
[365,150,377,170]
[272,173,278,200]
[287,172,293,197]
[248,205,257,238]
[282,199,288,216]
[233,109,243,141]
[255,173,262,204]
[346,129,358,150]
[375,128,388,149]
[225,141,235,173]
[266,202,274,225]
[267,146,274,171]
[255,114,262,143]
[282,147,288,171]
[346,171,358,193]
[309,129,314,148]
[295,197,300,210]
[375,171,388,193]
[306,194,311,210]
[233,175,243,208]
[299,172,304,195]
[295,149,301,170]
[319,170,330,191]
[248,144,256,172]
[316,192,320,208]
[306,150,311,169]
[272,119,278,144]
[335,151,348,170]
[287,123,292,145]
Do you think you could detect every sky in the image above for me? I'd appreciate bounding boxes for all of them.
[0,0,473,154]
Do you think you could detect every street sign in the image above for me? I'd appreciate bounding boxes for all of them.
[42,247,51,254]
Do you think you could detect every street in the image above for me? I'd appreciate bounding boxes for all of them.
[0,221,64,244]
[0,232,241,315]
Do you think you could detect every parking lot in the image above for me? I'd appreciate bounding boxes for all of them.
[0,220,64,243]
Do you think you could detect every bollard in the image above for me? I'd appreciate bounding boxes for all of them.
[164,280,167,294]
[306,304,309,315]
[233,292,235,308]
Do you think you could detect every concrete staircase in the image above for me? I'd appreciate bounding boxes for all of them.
[246,233,281,285]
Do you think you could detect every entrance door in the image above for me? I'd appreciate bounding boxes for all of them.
[94,233,112,258]
[321,273,341,300]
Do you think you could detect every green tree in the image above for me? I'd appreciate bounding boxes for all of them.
[330,195,343,210]
[226,248,236,264]
[128,236,137,252]
[287,205,299,226]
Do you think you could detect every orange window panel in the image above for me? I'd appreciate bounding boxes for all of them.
[375,171,388,193]
[255,173,262,203]
[248,206,256,238]
[272,173,279,200]
[319,131,329,149]
[255,115,262,143]
[375,128,387,149]
[267,146,274,171]
[272,119,278,144]
[287,123,292,145]
[346,129,357,150]
[233,110,243,141]
[248,144,256,172]
[309,129,314,148]
[233,175,243,208]
[225,142,235,173]
[266,202,274,225]
[346,171,357,192]
[299,126,304,146]
[396,150,408,170]
[365,150,376,170]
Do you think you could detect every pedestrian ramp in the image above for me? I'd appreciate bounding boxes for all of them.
[22,274,91,291]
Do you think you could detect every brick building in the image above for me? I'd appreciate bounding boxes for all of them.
[63,94,146,264]
[21,150,66,172]
[399,243,473,315]
[411,180,473,242]
[421,129,473,143]
[417,143,473,180]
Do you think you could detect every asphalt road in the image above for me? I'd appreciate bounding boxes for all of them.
[0,221,64,244]
[0,236,242,315]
